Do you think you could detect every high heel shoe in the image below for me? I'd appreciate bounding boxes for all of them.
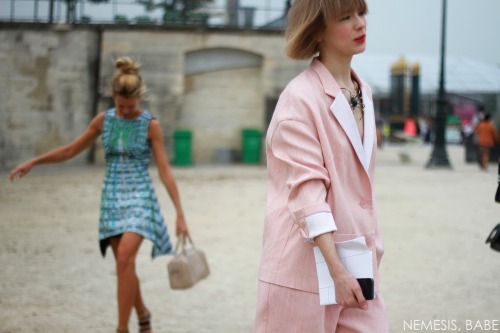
[138,311,152,333]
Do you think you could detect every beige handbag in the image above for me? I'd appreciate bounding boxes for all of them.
[167,235,209,289]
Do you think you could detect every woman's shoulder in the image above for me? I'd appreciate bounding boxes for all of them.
[285,67,322,97]
[280,67,327,106]
[275,75,322,122]
[141,111,159,126]
[140,110,154,121]
[92,110,110,122]
[269,80,323,136]
[99,109,116,123]
[103,108,115,117]
[87,111,107,133]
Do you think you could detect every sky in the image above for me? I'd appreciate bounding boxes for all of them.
[2,0,500,67]
[364,0,500,67]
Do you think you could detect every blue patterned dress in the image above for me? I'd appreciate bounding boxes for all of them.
[99,109,172,258]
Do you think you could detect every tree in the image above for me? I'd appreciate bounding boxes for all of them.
[61,0,110,23]
[63,0,77,23]
[59,0,212,25]
[136,0,213,24]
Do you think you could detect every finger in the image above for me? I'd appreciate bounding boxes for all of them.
[338,296,356,309]
[353,287,368,310]
[10,172,22,182]
[9,170,17,182]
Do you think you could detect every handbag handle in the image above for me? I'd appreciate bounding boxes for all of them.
[174,234,196,255]
[486,223,500,244]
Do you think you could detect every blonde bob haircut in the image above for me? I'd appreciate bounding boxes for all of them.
[285,0,368,60]
[110,57,146,98]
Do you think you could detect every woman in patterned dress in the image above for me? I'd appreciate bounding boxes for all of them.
[9,57,188,333]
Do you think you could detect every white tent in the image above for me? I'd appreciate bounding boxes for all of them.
[352,54,500,96]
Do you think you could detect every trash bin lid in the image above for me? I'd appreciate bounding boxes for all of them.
[242,128,262,136]
[174,129,192,138]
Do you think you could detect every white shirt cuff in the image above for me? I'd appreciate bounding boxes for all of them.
[304,212,337,240]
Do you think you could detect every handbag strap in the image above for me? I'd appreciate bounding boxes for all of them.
[174,234,196,255]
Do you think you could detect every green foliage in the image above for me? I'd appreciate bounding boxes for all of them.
[136,0,213,24]
[136,0,157,12]
[62,0,212,25]
[114,15,129,24]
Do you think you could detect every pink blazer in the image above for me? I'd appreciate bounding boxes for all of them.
[258,58,384,294]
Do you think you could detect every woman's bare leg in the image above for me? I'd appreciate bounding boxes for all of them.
[485,152,490,170]
[109,233,147,331]
[480,149,489,170]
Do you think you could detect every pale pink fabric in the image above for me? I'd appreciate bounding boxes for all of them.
[254,281,389,333]
[255,58,387,331]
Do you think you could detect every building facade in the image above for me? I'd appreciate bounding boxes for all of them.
[0,23,308,168]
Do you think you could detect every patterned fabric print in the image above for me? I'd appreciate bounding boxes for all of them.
[99,109,172,258]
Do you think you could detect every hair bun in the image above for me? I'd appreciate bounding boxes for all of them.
[115,57,140,75]
[111,56,145,98]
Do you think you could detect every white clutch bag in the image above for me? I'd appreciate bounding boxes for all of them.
[167,235,210,289]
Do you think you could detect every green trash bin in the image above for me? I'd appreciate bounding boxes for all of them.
[241,128,262,164]
[174,129,192,166]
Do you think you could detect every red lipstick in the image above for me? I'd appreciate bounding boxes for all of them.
[354,35,366,44]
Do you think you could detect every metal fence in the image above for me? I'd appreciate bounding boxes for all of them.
[0,0,287,29]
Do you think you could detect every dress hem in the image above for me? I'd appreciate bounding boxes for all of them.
[99,229,173,259]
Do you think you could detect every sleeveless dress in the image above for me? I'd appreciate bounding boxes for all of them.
[99,109,173,258]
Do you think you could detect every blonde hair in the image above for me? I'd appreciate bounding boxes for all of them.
[110,57,146,98]
[285,0,368,60]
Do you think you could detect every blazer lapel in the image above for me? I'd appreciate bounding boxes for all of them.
[330,96,368,172]
[311,57,372,173]
[362,86,375,170]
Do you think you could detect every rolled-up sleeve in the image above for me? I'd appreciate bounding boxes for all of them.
[271,119,337,241]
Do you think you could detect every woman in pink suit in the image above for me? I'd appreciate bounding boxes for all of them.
[254,0,389,332]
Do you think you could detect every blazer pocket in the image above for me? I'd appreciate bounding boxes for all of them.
[332,233,358,243]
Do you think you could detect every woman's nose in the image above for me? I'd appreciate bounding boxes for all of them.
[354,13,366,29]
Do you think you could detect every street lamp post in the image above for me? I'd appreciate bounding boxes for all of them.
[426,0,452,168]
[49,0,55,23]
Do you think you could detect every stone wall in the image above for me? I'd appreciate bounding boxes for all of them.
[0,23,308,168]
[0,25,100,168]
